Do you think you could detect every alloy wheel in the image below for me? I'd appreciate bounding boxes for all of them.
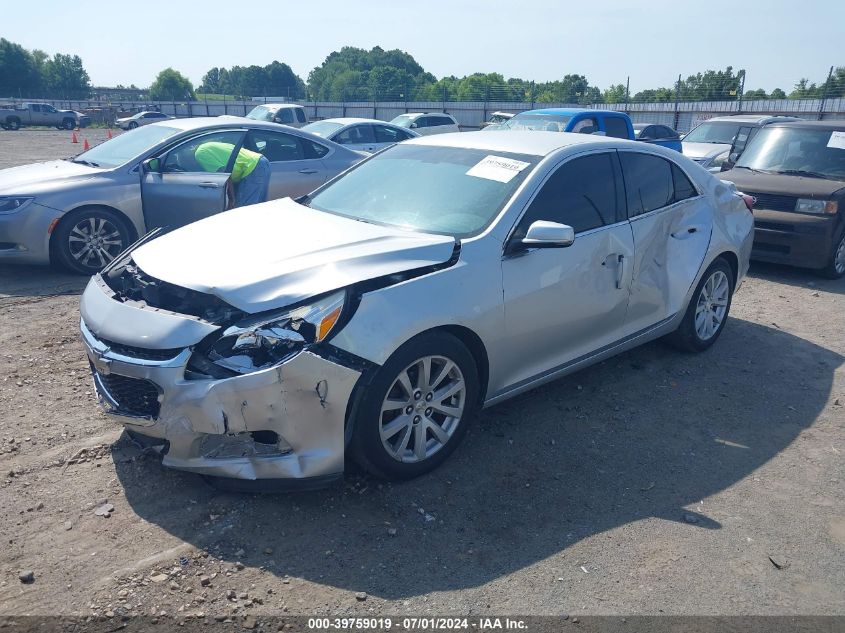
[379,355,466,463]
[694,270,730,341]
[67,216,125,269]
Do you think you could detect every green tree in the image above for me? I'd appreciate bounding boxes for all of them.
[770,88,787,99]
[602,84,627,104]
[199,67,222,94]
[42,53,91,97]
[0,38,43,96]
[743,88,768,100]
[149,68,195,101]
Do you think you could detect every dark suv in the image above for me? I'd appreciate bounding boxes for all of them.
[720,121,845,278]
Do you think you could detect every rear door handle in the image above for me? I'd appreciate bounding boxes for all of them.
[298,169,318,174]
[198,182,219,189]
[615,254,626,289]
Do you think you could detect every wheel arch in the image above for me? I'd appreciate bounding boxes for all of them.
[48,203,139,265]
[716,250,739,286]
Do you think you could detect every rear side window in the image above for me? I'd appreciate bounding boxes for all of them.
[519,153,621,234]
[671,163,697,201]
[414,116,430,127]
[658,125,678,139]
[334,124,375,145]
[604,117,630,139]
[374,125,407,143]
[302,138,329,159]
[620,152,674,216]
[436,115,455,126]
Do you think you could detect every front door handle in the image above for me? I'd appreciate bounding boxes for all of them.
[198,182,219,189]
[616,254,626,289]
[298,169,318,174]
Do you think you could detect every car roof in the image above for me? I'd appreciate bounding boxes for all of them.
[149,116,295,132]
[521,108,627,117]
[402,112,453,118]
[406,130,628,157]
[255,103,303,109]
[703,114,802,124]
[318,117,382,125]
[766,120,845,131]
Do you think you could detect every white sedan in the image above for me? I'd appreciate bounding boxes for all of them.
[302,118,419,153]
[116,111,174,130]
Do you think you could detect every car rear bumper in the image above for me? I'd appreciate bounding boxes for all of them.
[751,208,841,269]
[79,295,363,481]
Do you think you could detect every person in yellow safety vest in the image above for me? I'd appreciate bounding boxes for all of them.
[194,141,271,208]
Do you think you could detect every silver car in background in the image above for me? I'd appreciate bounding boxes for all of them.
[0,117,362,274]
[115,111,174,130]
[302,118,419,153]
[79,132,753,485]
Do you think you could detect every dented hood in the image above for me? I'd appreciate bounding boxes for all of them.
[131,198,457,313]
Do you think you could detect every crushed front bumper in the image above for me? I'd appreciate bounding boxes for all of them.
[80,318,362,481]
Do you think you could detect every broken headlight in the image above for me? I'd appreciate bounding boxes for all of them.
[205,291,346,375]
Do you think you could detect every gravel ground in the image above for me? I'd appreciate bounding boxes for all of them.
[0,130,842,621]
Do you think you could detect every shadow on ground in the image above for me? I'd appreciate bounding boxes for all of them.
[747,261,845,296]
[115,316,842,599]
[0,264,86,299]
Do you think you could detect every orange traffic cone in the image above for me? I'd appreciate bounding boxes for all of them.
[107,129,113,139]
[71,132,78,144]
[83,139,90,151]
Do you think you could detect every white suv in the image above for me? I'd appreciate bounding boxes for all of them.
[245,104,308,128]
[390,112,460,136]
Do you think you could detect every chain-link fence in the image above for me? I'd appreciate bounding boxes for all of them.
[4,67,844,132]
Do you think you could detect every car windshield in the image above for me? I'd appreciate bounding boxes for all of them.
[245,106,273,121]
[683,121,743,144]
[307,144,540,238]
[390,115,414,127]
[735,127,845,180]
[72,125,181,168]
[503,113,572,132]
[301,121,344,137]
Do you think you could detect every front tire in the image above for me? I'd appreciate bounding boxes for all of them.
[62,118,75,130]
[53,208,133,275]
[6,117,20,131]
[128,121,138,129]
[349,331,479,480]
[665,257,734,352]
[818,230,845,279]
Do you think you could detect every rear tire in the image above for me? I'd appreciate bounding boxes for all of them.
[817,230,845,279]
[349,331,479,480]
[665,257,734,352]
[53,208,133,275]
[62,118,75,130]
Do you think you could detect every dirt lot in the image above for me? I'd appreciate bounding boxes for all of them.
[0,129,843,622]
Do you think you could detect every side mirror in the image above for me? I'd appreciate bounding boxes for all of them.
[273,115,283,123]
[678,133,686,140]
[409,122,418,129]
[522,221,575,248]
[142,157,161,173]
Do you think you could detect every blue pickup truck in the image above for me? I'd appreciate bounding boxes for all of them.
[491,107,682,152]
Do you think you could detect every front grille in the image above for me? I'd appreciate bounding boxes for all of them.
[95,369,161,417]
[747,192,797,212]
[98,337,182,361]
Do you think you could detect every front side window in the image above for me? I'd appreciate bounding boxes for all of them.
[604,116,630,139]
[572,117,599,134]
[295,108,306,123]
[307,144,539,238]
[620,152,675,216]
[73,124,181,168]
[275,108,295,124]
[374,125,411,143]
[517,153,621,235]
[334,124,375,145]
[244,129,306,162]
[162,130,245,173]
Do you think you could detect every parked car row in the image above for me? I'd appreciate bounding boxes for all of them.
[0,102,89,130]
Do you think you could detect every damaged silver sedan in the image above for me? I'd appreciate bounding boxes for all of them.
[80,131,754,484]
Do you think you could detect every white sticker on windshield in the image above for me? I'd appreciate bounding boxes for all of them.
[466,155,530,183]
[827,131,845,149]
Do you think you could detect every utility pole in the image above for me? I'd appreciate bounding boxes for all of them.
[673,74,681,130]
[624,76,630,114]
[818,65,834,120]
[736,70,746,113]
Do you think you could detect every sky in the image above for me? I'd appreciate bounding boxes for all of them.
[3,0,841,93]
